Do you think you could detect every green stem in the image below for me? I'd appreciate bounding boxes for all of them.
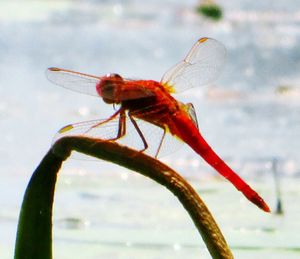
[14,150,63,259]
[15,136,233,259]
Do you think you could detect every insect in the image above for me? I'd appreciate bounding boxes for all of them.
[47,37,270,212]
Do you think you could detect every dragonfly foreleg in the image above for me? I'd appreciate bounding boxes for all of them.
[128,112,148,152]
[82,108,127,142]
[94,108,121,126]
[110,109,126,140]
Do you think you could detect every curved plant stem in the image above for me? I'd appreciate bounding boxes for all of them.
[15,136,233,259]
[14,150,63,259]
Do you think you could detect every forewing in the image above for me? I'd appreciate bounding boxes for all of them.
[46,67,101,96]
[53,118,120,145]
[53,111,183,159]
[161,38,226,92]
[47,67,156,100]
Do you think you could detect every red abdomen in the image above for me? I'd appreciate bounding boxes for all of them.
[170,111,270,212]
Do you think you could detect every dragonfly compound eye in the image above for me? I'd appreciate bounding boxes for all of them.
[108,73,123,80]
[96,74,124,104]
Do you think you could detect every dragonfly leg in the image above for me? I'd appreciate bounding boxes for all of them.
[84,108,123,135]
[110,109,126,140]
[90,108,126,141]
[154,127,166,158]
[128,112,148,152]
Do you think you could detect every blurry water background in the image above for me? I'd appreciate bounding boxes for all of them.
[0,0,300,258]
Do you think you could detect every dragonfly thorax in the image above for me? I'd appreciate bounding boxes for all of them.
[96,73,124,104]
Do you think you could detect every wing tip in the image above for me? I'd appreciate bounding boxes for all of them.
[48,67,61,72]
[198,37,209,43]
[59,124,74,133]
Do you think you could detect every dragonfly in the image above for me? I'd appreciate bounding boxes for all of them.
[47,37,270,212]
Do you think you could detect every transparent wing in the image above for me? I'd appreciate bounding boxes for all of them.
[184,103,199,129]
[52,118,123,160]
[46,67,101,96]
[161,37,226,92]
[53,118,120,144]
[129,108,184,158]
[46,67,156,100]
[53,112,183,159]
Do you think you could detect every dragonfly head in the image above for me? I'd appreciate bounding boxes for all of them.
[96,73,124,104]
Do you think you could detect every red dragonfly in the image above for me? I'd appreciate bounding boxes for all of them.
[47,37,270,212]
